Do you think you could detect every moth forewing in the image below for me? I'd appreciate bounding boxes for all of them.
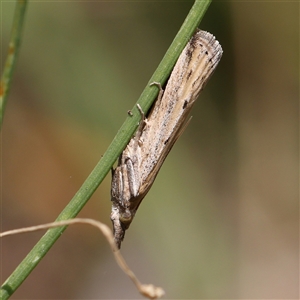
[111,29,223,248]
[138,30,222,189]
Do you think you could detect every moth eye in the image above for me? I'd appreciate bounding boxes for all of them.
[120,212,133,229]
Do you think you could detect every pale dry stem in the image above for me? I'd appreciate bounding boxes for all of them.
[1,218,165,299]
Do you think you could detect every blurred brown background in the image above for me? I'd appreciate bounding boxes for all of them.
[1,1,298,299]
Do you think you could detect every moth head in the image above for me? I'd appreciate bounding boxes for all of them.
[119,209,134,230]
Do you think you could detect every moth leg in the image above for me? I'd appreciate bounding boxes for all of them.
[134,104,147,147]
[136,103,145,120]
[125,156,139,197]
[150,81,164,101]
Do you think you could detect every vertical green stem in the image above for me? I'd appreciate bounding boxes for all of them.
[0,0,28,128]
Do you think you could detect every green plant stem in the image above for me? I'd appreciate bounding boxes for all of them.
[0,0,28,128]
[0,0,211,298]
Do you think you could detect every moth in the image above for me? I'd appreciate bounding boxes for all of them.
[111,29,223,248]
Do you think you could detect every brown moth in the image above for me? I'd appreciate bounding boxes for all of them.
[111,29,223,248]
